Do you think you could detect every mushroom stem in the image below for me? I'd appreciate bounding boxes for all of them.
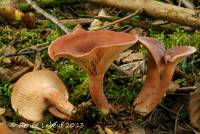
[156,63,176,102]
[44,88,74,117]
[48,106,70,119]
[88,74,112,114]
[134,55,161,115]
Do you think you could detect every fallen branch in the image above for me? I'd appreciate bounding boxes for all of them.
[20,0,200,29]
[91,8,143,31]
[89,0,200,28]
[25,0,70,34]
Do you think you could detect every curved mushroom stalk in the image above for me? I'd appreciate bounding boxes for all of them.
[153,46,196,106]
[11,70,86,122]
[48,28,138,114]
[133,37,166,115]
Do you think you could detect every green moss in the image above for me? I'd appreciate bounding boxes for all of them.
[106,72,142,105]
[15,29,45,47]
[56,60,88,104]
[0,83,12,108]
[150,29,200,51]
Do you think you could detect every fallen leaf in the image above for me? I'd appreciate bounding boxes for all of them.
[189,89,200,129]
[128,28,145,36]
[0,108,6,115]
[168,81,180,93]
[129,125,145,134]
[89,9,106,30]
[105,127,119,134]
[96,125,105,134]
[120,60,146,75]
[115,49,133,63]
[122,52,144,63]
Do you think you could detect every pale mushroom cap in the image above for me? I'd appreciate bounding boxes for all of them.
[11,70,68,122]
[164,46,196,63]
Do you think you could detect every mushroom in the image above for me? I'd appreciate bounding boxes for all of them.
[11,69,86,122]
[157,46,196,106]
[134,45,196,116]
[48,28,138,114]
[133,37,166,115]
[0,122,16,134]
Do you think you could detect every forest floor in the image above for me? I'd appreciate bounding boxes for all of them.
[0,0,200,134]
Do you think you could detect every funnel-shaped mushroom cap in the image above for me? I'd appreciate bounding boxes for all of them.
[138,37,166,68]
[164,46,196,63]
[48,28,138,75]
[48,28,138,113]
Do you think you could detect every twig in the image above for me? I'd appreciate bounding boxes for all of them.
[9,66,33,82]
[176,86,197,92]
[159,104,177,115]
[185,123,200,134]
[25,0,70,34]
[174,105,184,134]
[178,0,182,6]
[90,8,143,31]
[4,46,48,57]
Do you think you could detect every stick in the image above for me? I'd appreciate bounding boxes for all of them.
[25,0,70,34]
[174,105,184,134]
[4,46,48,57]
[90,8,143,31]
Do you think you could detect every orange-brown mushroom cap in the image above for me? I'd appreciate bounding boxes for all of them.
[48,28,138,75]
[48,28,138,113]
[164,46,196,63]
[138,37,166,68]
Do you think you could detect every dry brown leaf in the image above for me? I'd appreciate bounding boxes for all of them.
[122,52,144,63]
[120,60,146,75]
[129,125,145,134]
[128,28,145,36]
[105,127,119,134]
[96,125,105,134]
[0,108,6,115]
[89,9,111,30]
[0,4,35,28]
[0,45,34,82]
[168,81,180,93]
[0,67,13,81]
[0,45,34,66]
[189,89,200,129]
[115,49,133,63]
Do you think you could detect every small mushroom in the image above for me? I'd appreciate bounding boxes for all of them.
[135,46,196,116]
[133,37,166,115]
[11,69,84,122]
[156,46,196,106]
[48,28,138,114]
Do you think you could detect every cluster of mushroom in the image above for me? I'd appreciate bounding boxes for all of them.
[48,27,196,116]
[11,27,196,122]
